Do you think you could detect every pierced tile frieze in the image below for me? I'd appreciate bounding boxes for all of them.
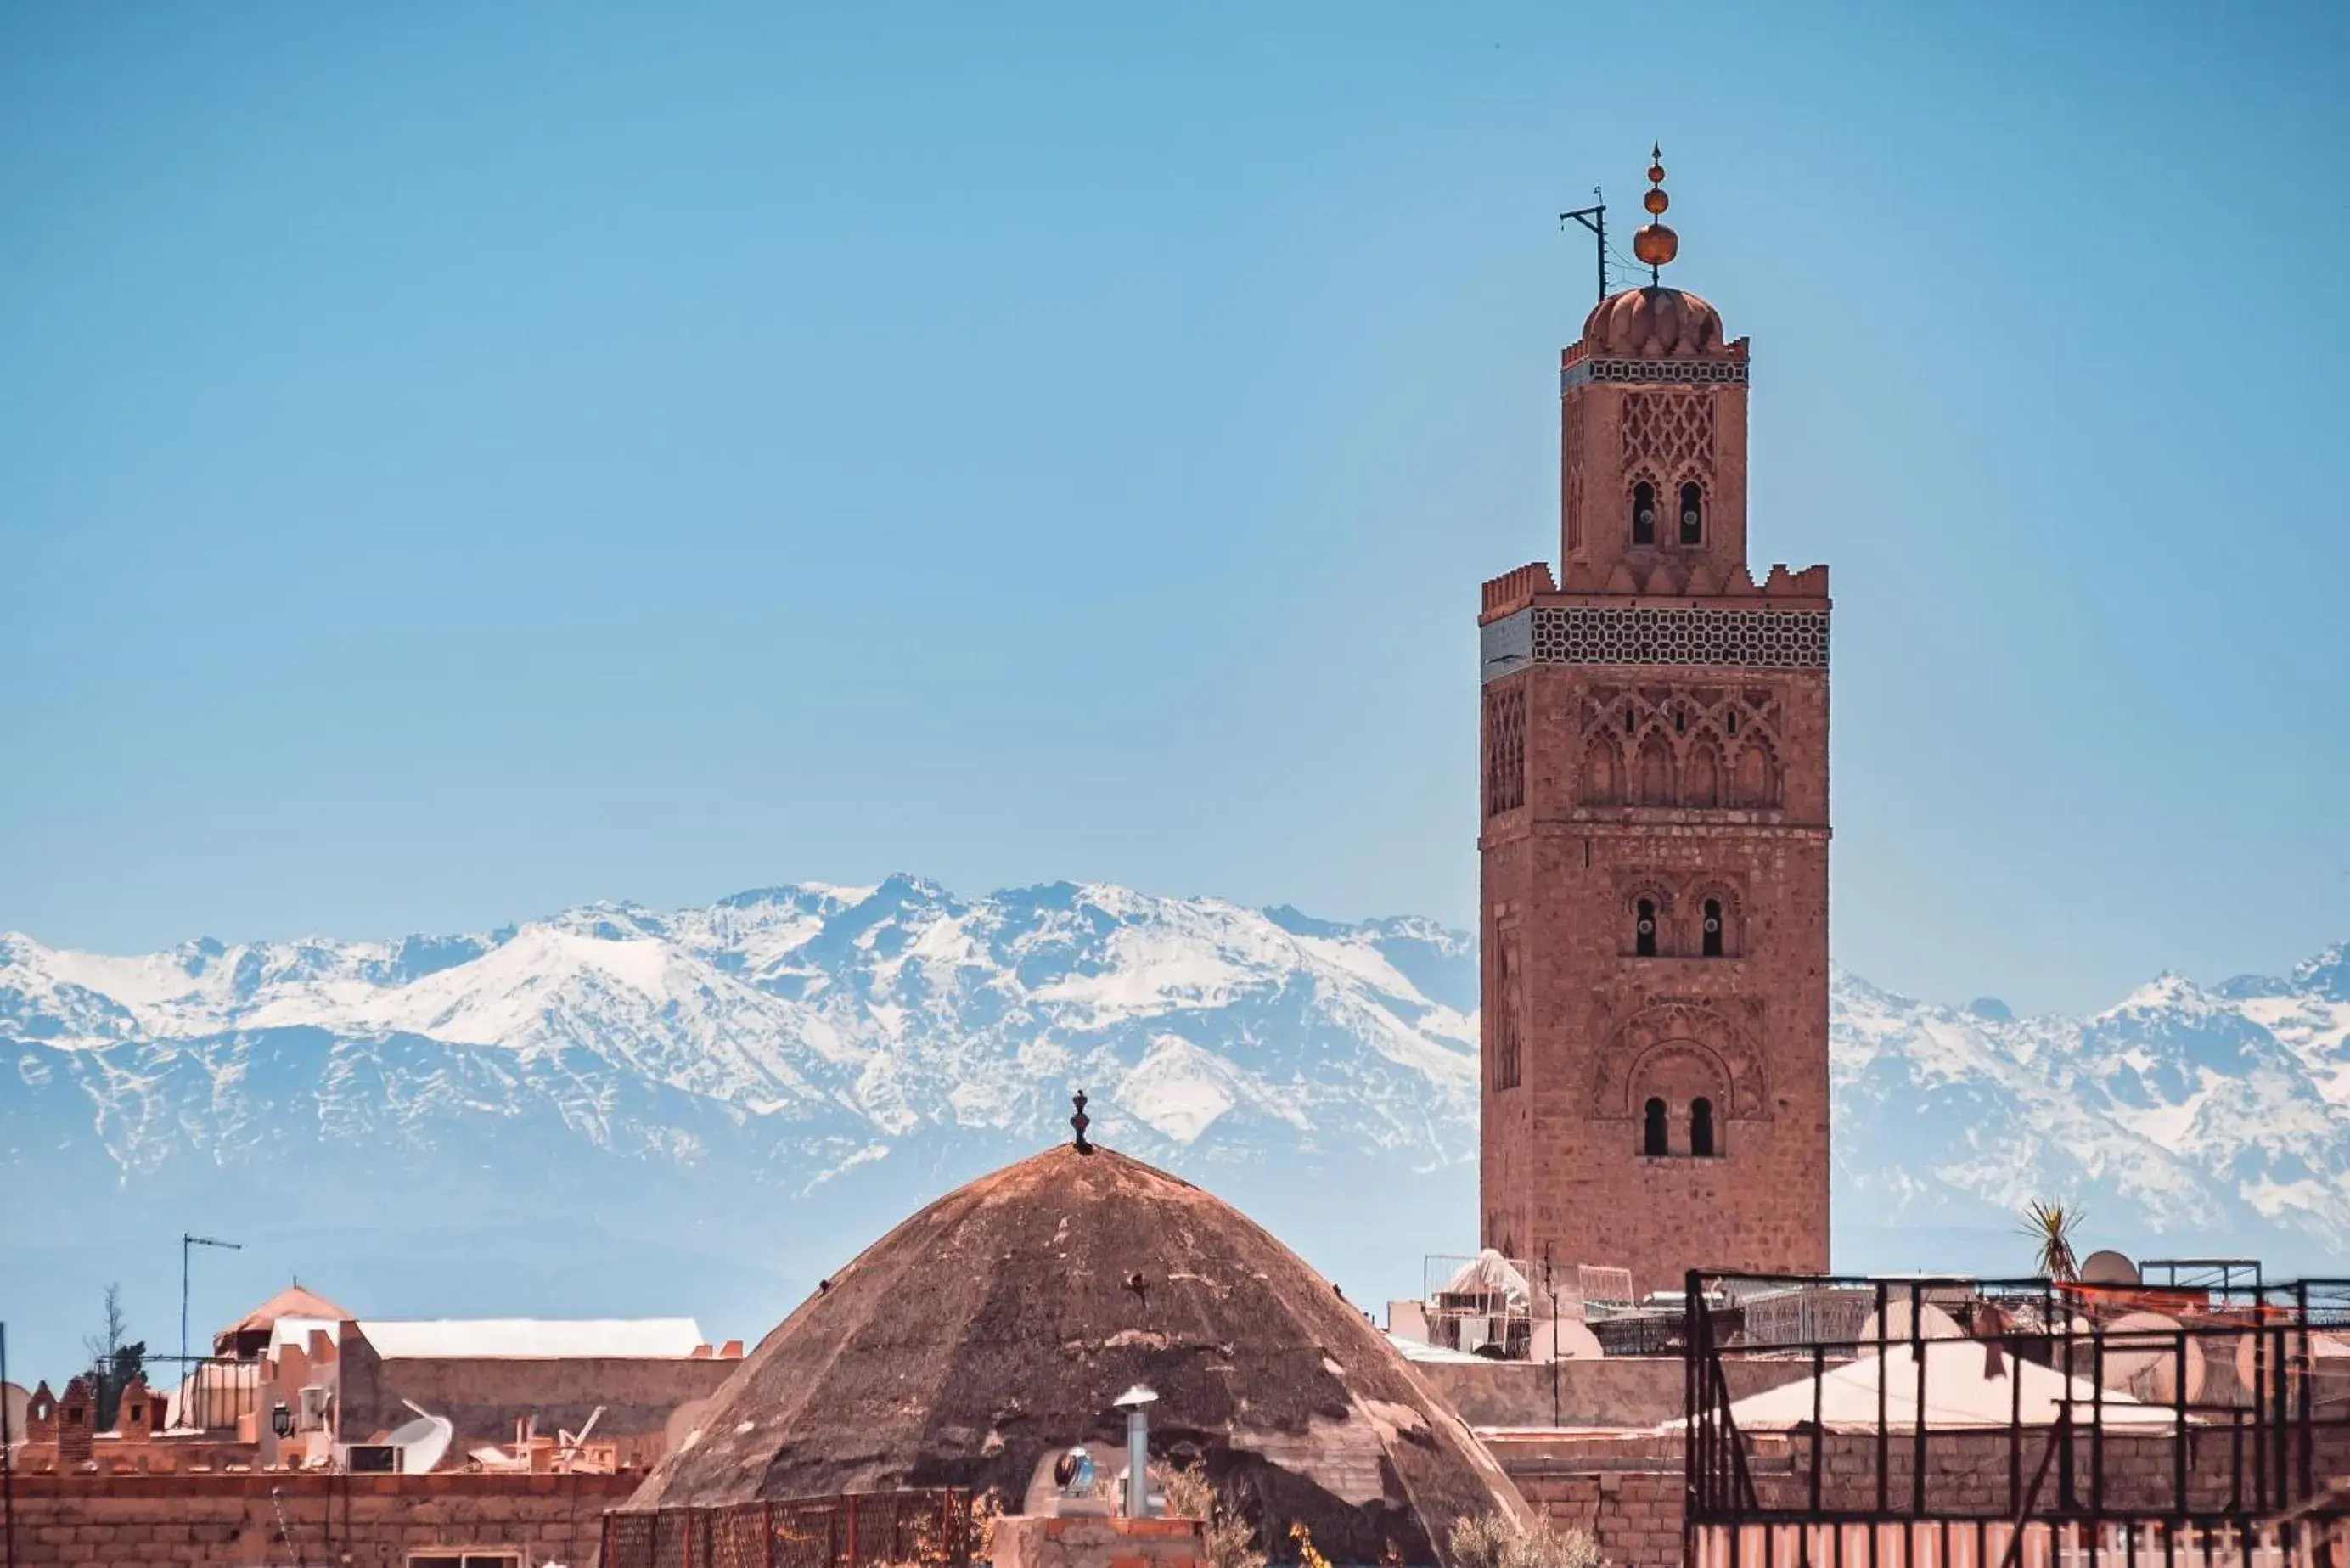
[1561,357,1749,391]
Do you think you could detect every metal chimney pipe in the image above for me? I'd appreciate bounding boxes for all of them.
[1124,1405,1148,1517]
[1111,1385,1158,1518]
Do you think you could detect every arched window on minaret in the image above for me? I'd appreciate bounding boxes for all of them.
[1644,1097,1669,1156]
[1634,898,1659,958]
[1702,899,1725,958]
[1632,482,1657,547]
[1690,1097,1717,1156]
[1679,482,1704,546]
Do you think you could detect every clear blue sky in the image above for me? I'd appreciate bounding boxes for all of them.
[4,1,2345,1015]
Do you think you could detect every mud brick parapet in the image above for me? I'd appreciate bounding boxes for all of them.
[0,1469,638,1567]
[992,1515,1206,1568]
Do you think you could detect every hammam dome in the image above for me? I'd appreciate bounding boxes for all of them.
[619,1142,1529,1564]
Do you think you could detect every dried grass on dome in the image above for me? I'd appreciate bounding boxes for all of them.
[1165,1463,1267,1568]
[1448,1511,1604,1568]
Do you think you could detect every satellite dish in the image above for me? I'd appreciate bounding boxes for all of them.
[1538,1318,1604,1362]
[2100,1312,2204,1406]
[2234,1327,2350,1402]
[1054,1447,1098,1494]
[385,1400,453,1475]
[1857,1299,1965,1346]
[2078,1250,2140,1287]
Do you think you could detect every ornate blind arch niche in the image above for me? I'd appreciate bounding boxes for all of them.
[1593,1001,1769,1121]
[1619,390,1716,490]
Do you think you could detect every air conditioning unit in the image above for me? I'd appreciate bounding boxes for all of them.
[299,1385,333,1432]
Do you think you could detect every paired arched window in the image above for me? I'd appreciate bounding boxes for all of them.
[1702,899,1725,958]
[1640,1096,1723,1157]
[1679,482,1704,545]
[1634,899,1658,958]
[1631,482,1657,546]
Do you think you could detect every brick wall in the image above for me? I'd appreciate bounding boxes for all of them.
[337,1329,738,1462]
[1481,1423,2350,1568]
[991,1515,1205,1568]
[0,1470,637,1567]
[1483,1432,1686,1568]
[1425,1354,1826,1430]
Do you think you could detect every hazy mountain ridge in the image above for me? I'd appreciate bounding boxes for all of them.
[3,882,2345,1371]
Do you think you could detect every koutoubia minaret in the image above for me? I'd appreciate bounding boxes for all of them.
[1476,151,1830,1296]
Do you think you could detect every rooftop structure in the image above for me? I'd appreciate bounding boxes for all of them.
[1478,148,1831,1298]
[618,1139,1532,1565]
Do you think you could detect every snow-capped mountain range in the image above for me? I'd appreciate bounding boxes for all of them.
[3,877,2346,1376]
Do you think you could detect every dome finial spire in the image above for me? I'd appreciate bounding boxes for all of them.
[1633,144,1679,285]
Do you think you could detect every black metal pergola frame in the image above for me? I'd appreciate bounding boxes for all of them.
[1683,1271,2350,1568]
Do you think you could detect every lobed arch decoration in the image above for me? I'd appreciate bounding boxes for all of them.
[1578,687,1783,811]
[1688,881,1746,958]
[1629,474,1661,548]
[1593,1001,1769,1121]
[1619,881,1678,958]
[1729,732,1781,809]
[1633,732,1676,806]
[1484,685,1527,817]
[1683,734,1725,808]
[1582,733,1623,806]
[1678,481,1705,547]
[1564,396,1588,553]
[1619,391,1717,481]
[1488,922,1524,1092]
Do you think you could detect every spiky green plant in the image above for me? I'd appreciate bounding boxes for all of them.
[2021,1199,2082,1281]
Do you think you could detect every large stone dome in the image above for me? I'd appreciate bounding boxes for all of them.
[1580,284,1731,357]
[620,1144,1528,1563]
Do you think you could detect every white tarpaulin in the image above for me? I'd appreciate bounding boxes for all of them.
[1441,1250,1543,1313]
[1673,1338,2185,1432]
[357,1318,706,1360]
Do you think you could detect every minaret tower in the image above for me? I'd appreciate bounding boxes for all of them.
[1476,151,1830,1295]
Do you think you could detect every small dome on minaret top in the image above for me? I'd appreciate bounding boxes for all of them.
[1580,284,1729,357]
[1574,146,1739,360]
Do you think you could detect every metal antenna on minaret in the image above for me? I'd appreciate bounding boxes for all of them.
[1560,186,1607,303]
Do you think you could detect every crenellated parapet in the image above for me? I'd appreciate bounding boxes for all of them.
[1481,561,1559,621]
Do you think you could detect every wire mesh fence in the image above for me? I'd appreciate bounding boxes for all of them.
[602,1489,975,1568]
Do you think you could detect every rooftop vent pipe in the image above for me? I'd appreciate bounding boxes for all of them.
[1111,1384,1158,1518]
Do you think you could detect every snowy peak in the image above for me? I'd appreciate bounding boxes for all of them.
[3,886,2346,1279]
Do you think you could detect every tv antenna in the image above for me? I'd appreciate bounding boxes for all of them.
[180,1232,243,1380]
[1560,188,1607,303]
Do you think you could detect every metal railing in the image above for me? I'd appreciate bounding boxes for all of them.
[602,1489,975,1568]
[1683,1272,2350,1568]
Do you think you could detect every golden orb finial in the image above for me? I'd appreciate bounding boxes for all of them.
[1633,143,1678,282]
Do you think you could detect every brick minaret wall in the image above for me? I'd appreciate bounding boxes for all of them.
[1477,284,1831,1297]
